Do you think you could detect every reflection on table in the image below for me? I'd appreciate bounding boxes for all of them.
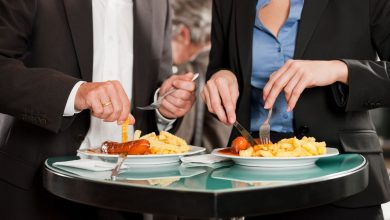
[44,154,368,218]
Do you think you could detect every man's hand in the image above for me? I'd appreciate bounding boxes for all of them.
[200,70,239,125]
[263,60,348,111]
[75,81,135,125]
[158,72,197,119]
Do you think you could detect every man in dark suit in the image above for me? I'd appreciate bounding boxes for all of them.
[202,0,390,219]
[0,0,195,219]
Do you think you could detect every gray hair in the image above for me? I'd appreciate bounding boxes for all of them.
[170,0,212,45]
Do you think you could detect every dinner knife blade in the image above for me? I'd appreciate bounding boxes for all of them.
[233,121,257,146]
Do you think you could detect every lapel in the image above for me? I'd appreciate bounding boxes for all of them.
[63,0,93,82]
[235,0,258,86]
[294,0,329,58]
[132,0,153,106]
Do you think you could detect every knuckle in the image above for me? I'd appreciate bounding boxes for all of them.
[206,80,214,88]
[292,90,301,97]
[215,77,226,86]
[274,81,284,89]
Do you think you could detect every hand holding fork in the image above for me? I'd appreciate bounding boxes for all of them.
[137,73,199,111]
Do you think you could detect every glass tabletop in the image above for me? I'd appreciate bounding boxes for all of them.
[46,153,365,192]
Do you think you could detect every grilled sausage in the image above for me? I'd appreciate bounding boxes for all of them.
[101,139,151,155]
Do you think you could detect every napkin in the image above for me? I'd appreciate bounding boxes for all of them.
[180,154,232,168]
[53,159,127,171]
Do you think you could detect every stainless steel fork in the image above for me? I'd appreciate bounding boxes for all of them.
[110,153,127,181]
[259,108,273,144]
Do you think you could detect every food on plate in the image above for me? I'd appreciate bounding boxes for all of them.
[102,139,151,155]
[228,136,326,157]
[139,130,190,154]
[100,130,190,155]
[231,136,251,153]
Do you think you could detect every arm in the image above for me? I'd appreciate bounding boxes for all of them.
[201,0,239,125]
[344,0,390,111]
[263,0,390,112]
[0,0,80,132]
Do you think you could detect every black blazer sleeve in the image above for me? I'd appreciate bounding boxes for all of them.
[206,0,232,79]
[0,0,80,133]
[343,0,390,111]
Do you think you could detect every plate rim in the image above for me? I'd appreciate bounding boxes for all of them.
[78,145,205,158]
[211,147,339,160]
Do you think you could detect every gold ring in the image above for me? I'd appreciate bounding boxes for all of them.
[101,101,112,107]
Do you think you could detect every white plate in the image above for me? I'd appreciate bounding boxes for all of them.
[78,145,205,165]
[211,147,339,167]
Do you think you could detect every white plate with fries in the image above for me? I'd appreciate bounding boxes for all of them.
[78,145,205,165]
[212,147,339,167]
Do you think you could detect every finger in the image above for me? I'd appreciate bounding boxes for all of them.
[208,80,228,124]
[200,90,206,103]
[175,72,194,81]
[96,90,112,118]
[164,95,186,109]
[202,86,214,113]
[160,75,178,95]
[170,89,192,101]
[103,82,121,122]
[90,96,104,117]
[111,81,131,124]
[159,99,180,118]
[263,60,293,100]
[284,72,302,102]
[215,77,236,124]
[287,77,307,112]
[127,113,136,125]
[173,80,196,92]
[264,67,297,109]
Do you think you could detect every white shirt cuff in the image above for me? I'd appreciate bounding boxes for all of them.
[63,81,85,116]
[154,88,176,131]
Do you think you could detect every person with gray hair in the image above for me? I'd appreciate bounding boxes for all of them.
[171,0,231,151]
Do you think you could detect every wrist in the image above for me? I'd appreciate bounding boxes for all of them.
[333,60,348,84]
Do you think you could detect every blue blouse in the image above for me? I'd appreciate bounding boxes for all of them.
[250,0,304,133]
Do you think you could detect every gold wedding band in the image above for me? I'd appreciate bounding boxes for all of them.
[101,101,112,107]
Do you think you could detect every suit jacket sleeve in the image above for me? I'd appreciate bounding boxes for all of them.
[206,0,232,81]
[342,0,390,112]
[0,0,80,133]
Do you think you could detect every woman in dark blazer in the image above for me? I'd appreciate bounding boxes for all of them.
[202,0,390,219]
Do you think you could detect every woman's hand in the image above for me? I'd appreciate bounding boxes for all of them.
[75,81,134,125]
[201,70,239,125]
[263,60,348,111]
[158,72,197,119]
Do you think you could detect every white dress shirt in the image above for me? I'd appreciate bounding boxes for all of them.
[78,0,134,149]
[64,0,174,150]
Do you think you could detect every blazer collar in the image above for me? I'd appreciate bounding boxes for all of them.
[294,0,329,58]
[64,0,93,82]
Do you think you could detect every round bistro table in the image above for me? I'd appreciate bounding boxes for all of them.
[43,153,368,218]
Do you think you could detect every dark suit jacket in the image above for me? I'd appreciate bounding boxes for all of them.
[0,0,171,218]
[207,0,390,208]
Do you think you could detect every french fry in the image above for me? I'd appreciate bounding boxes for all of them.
[245,136,327,157]
[137,131,190,154]
[133,130,142,140]
[121,118,129,143]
